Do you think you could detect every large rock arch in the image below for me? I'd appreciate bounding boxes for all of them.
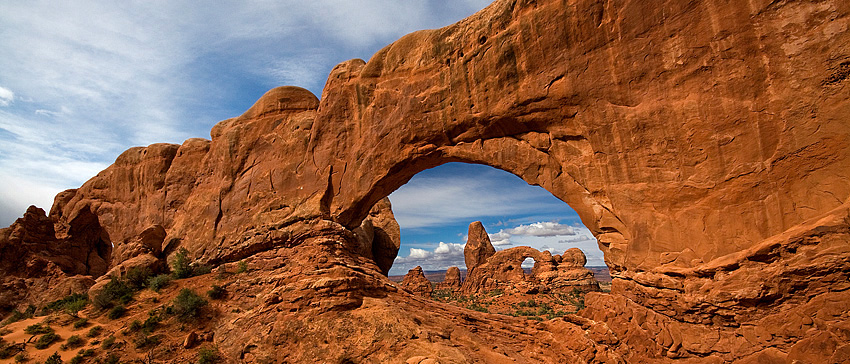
[2,0,849,361]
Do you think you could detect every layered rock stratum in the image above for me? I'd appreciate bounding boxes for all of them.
[2,0,849,362]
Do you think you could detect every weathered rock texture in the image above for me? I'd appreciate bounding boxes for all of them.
[462,242,600,294]
[400,266,434,297]
[2,0,850,361]
[435,266,462,291]
[464,221,496,274]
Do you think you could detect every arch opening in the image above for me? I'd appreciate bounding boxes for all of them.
[385,162,606,278]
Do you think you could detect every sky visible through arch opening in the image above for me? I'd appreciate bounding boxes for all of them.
[387,162,605,276]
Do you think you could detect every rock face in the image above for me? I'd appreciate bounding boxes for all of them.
[0,206,105,310]
[435,266,462,291]
[463,221,496,274]
[461,229,600,295]
[400,266,433,297]
[2,0,850,361]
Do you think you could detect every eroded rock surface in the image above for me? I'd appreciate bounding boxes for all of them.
[435,266,462,291]
[400,266,434,298]
[1,0,849,361]
[461,224,600,295]
[464,221,496,274]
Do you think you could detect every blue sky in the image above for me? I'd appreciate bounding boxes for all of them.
[0,1,605,273]
[387,163,604,275]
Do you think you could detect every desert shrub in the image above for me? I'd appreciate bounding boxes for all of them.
[34,332,60,350]
[72,318,88,329]
[45,352,62,364]
[488,289,504,297]
[207,285,226,300]
[236,260,248,273]
[125,267,154,291]
[128,320,143,333]
[77,349,94,357]
[107,305,126,320]
[69,356,82,364]
[86,326,102,338]
[64,335,84,349]
[192,264,212,276]
[148,274,171,292]
[44,293,88,315]
[100,353,120,364]
[100,336,116,350]
[171,248,193,279]
[431,289,454,301]
[172,289,207,322]
[93,277,133,310]
[197,346,220,364]
[14,351,27,362]
[2,309,31,326]
[133,333,162,349]
[25,323,53,335]
[466,302,488,313]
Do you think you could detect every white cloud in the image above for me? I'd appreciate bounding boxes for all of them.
[392,241,467,274]
[488,231,513,246]
[0,86,13,106]
[505,221,576,237]
[0,2,493,227]
[388,174,567,229]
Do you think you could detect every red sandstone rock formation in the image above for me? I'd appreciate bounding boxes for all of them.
[463,221,495,274]
[435,266,462,291]
[462,243,600,294]
[400,266,434,298]
[1,0,849,361]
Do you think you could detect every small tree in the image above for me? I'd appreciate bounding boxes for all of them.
[171,248,192,279]
[45,352,62,364]
[172,289,207,322]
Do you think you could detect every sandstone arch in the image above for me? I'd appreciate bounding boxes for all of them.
[1,0,848,361]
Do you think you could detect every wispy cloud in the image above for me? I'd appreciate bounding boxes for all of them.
[388,170,568,229]
[0,86,13,106]
[0,1,491,226]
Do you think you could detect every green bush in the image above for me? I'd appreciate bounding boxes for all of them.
[14,351,27,363]
[24,323,53,335]
[466,302,488,313]
[72,318,88,329]
[93,277,133,310]
[107,305,126,320]
[133,333,162,349]
[236,260,248,274]
[86,326,102,338]
[171,248,193,279]
[207,285,226,300]
[44,293,88,315]
[34,332,60,350]
[44,352,62,364]
[101,353,119,364]
[125,266,154,291]
[172,289,207,322]
[197,346,220,364]
[100,336,116,350]
[64,335,84,349]
[2,309,32,326]
[148,274,171,292]
[127,320,143,333]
